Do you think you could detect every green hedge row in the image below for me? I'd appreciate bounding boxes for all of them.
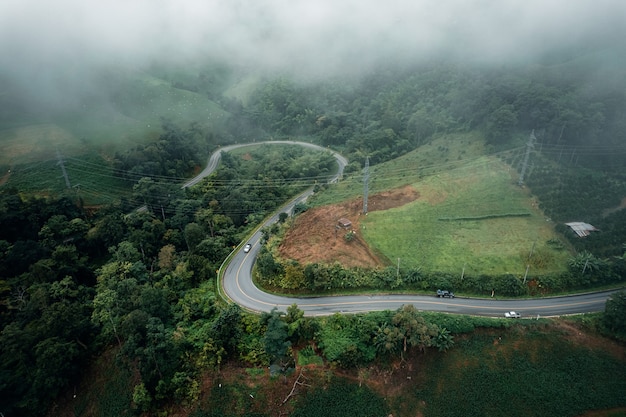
[438,212,531,221]
[256,255,626,297]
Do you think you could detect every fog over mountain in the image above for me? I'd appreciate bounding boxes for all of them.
[1,0,625,102]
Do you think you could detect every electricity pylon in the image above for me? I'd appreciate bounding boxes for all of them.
[518,130,535,186]
[363,156,370,214]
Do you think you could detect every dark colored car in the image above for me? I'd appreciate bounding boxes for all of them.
[436,289,455,298]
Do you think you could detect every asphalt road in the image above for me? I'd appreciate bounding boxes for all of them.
[222,196,617,318]
[186,141,618,318]
[182,140,347,188]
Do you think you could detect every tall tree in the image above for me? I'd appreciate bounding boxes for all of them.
[262,307,291,362]
[603,290,626,341]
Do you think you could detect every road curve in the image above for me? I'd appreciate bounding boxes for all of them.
[187,141,618,317]
[182,140,347,188]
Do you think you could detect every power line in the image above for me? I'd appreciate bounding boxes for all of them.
[56,149,71,189]
[363,156,370,215]
[518,130,535,186]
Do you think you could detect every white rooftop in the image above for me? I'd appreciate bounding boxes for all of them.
[565,222,598,238]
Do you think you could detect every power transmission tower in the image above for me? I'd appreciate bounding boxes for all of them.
[363,156,370,214]
[56,149,71,189]
[518,130,535,186]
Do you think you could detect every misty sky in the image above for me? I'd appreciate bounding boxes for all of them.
[1,0,625,93]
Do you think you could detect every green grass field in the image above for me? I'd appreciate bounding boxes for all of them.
[0,70,230,165]
[362,155,569,275]
[310,133,570,276]
[0,69,232,204]
[311,131,511,205]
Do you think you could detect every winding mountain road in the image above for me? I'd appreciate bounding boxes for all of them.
[185,141,619,317]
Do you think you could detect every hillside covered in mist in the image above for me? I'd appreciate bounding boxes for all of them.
[1,1,626,416]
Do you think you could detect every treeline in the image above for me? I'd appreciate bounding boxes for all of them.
[256,253,626,297]
[113,120,219,180]
[243,61,626,170]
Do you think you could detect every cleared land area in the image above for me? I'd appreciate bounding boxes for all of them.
[279,185,418,268]
[362,155,569,275]
[0,71,230,164]
[0,71,231,203]
[282,135,570,276]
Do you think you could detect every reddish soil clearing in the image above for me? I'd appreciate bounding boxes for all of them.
[0,168,11,186]
[279,185,420,268]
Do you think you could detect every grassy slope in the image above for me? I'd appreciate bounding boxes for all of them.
[362,155,569,275]
[0,70,231,204]
[0,71,230,164]
[312,133,570,275]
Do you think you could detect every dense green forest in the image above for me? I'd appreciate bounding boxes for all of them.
[1,56,626,416]
[0,141,341,415]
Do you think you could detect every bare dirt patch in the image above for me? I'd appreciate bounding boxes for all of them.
[576,408,626,417]
[279,185,420,268]
[0,168,11,186]
[553,320,625,361]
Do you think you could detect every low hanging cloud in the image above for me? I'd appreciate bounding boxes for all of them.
[1,0,624,95]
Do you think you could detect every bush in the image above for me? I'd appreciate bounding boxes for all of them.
[291,377,389,417]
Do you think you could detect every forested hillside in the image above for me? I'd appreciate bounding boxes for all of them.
[1,52,626,416]
[239,55,626,170]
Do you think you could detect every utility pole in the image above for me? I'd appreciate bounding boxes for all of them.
[528,240,536,261]
[56,149,71,189]
[523,264,530,284]
[518,130,535,186]
[363,156,370,214]
[582,259,589,274]
[396,258,400,279]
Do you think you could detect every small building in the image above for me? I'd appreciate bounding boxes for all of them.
[565,222,598,238]
[337,218,352,229]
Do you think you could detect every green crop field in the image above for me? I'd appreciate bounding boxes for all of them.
[417,324,626,417]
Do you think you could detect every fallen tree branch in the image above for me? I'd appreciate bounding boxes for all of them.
[281,368,311,405]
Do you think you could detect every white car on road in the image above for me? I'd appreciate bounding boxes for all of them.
[504,311,521,318]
